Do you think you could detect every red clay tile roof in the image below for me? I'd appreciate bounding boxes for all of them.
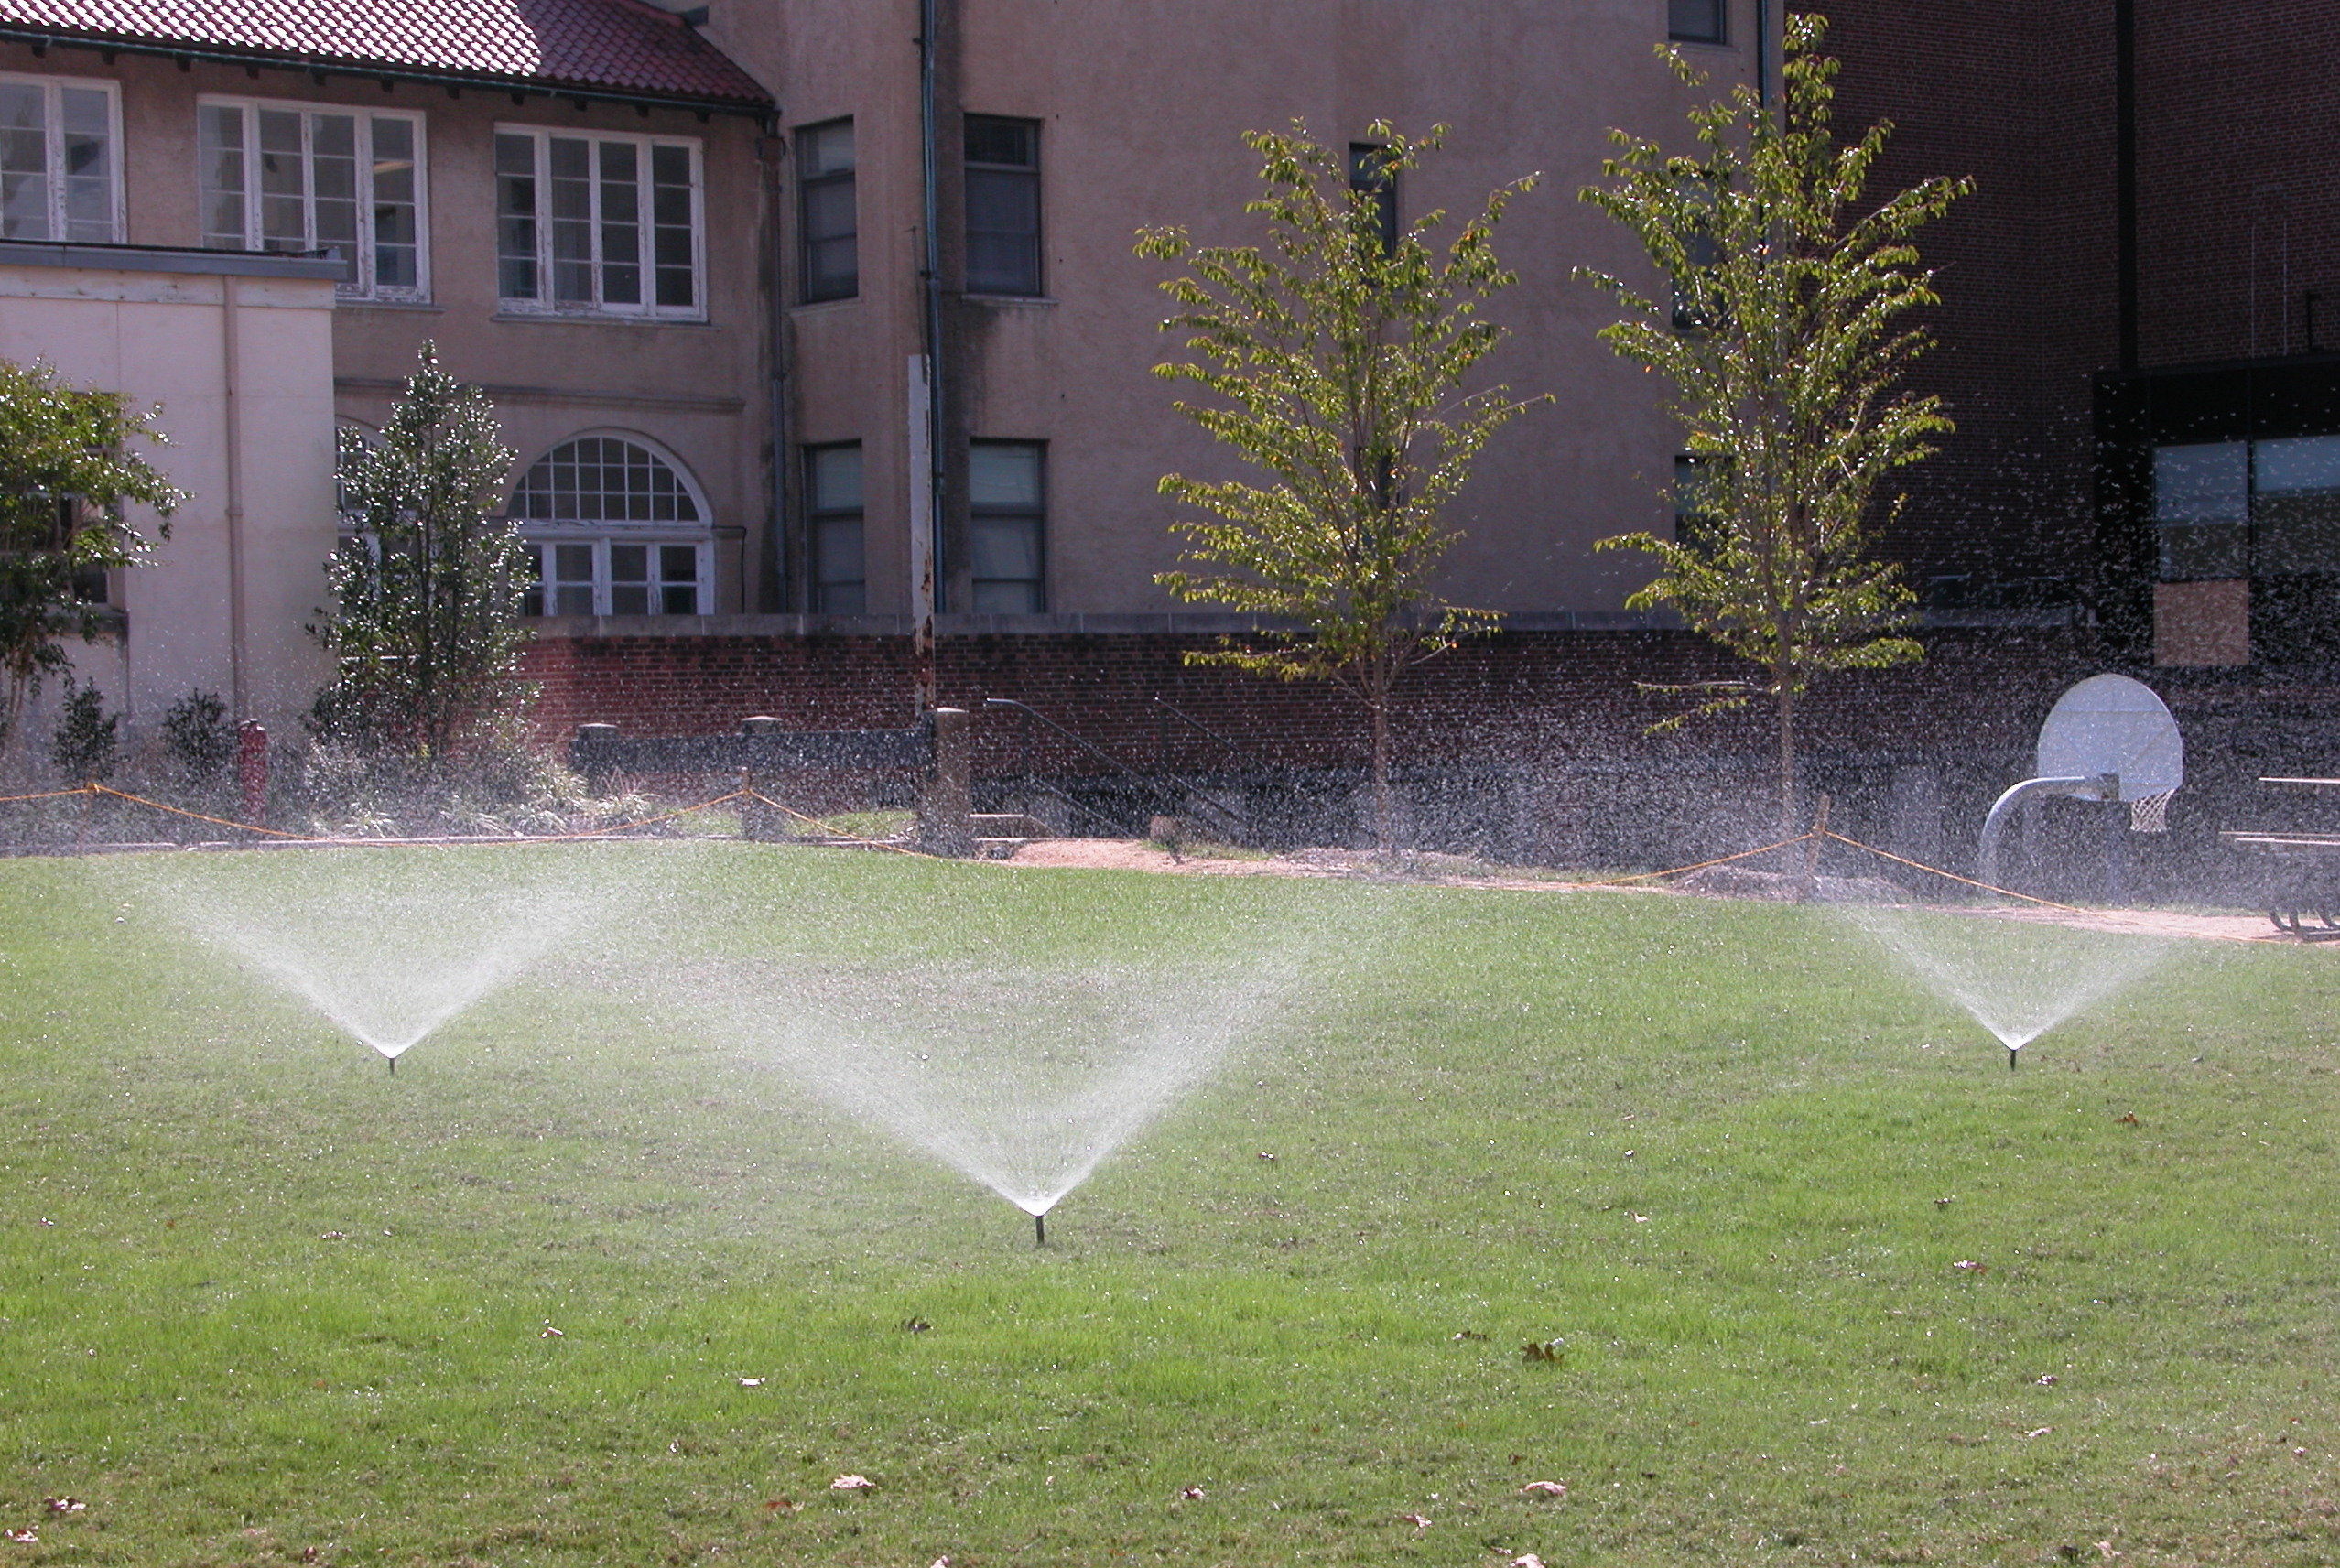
[0,0,771,109]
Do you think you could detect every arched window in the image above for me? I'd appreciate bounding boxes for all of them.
[508,434,713,618]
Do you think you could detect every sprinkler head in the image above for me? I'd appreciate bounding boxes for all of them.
[1035,1211,1046,1249]
[2009,1047,2018,1072]
[387,1055,396,1076]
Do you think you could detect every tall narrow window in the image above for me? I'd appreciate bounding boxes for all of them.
[797,117,856,302]
[969,441,1045,613]
[0,74,119,243]
[496,127,702,319]
[964,114,1040,297]
[200,98,425,300]
[1669,0,1728,43]
[807,443,865,613]
[1348,143,1397,253]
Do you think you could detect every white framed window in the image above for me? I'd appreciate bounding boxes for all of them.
[0,73,121,243]
[496,126,703,319]
[198,97,426,301]
[511,434,715,615]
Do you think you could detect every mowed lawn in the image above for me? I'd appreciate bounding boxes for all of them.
[1,843,2338,1566]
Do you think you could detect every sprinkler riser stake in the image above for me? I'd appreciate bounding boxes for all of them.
[1035,1212,1045,1248]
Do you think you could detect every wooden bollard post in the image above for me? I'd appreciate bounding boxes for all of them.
[917,707,975,856]
[236,720,268,826]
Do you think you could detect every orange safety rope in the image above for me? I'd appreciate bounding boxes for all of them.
[1818,828,2092,914]
[1561,829,1818,891]
[0,784,97,805]
[88,785,328,840]
[746,789,934,858]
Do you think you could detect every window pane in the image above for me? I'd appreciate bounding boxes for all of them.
[651,144,694,308]
[0,82,49,241]
[597,139,641,305]
[815,517,864,593]
[2256,436,2340,575]
[802,175,856,300]
[59,86,111,243]
[548,136,594,303]
[2155,441,2248,580]
[551,542,595,616]
[965,167,1040,295]
[310,113,358,280]
[964,115,1035,168]
[257,108,306,251]
[521,541,546,617]
[371,115,417,289]
[969,443,1042,506]
[970,576,1043,614]
[659,544,699,614]
[610,542,649,613]
[200,103,246,249]
[800,118,852,177]
[809,444,862,511]
[2256,435,2340,494]
[513,438,700,525]
[971,515,1042,580]
[1669,0,1726,42]
[495,132,537,299]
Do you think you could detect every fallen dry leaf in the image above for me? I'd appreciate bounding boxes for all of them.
[1521,1339,1565,1364]
[1953,1260,1988,1275]
[1511,1555,1547,1568]
[319,1231,347,1240]
[300,1548,320,1563]
[1452,1330,1489,1343]
[2037,1374,2059,1386]
[763,1498,795,1514]
[4,1530,34,1545]
[39,1499,83,1515]
[1177,1486,1206,1500]
[830,1474,875,1492]
[538,1325,564,1339]
[1398,1513,1430,1530]
[1630,1213,1650,1224]
[738,1377,764,1387]
[2025,1426,2053,1439]
[930,1559,949,1568]
[1257,1152,1276,1162]
[1519,1480,1567,1498]
[2096,1543,2121,1560]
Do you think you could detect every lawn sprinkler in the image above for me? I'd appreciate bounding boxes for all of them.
[1035,1210,1047,1248]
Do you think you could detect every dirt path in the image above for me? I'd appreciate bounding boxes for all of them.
[998,838,2305,946]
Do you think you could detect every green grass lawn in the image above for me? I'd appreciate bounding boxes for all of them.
[2,844,2338,1566]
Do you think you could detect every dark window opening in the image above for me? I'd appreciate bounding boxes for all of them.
[969,440,1045,613]
[807,443,865,614]
[964,114,1041,297]
[1669,0,1728,44]
[796,117,856,302]
[1348,143,1398,254]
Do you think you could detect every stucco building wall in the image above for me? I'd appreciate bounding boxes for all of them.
[0,247,340,735]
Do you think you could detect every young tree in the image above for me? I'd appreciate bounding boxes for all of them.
[0,359,186,752]
[311,343,526,758]
[1578,14,1970,835]
[1137,123,1543,852]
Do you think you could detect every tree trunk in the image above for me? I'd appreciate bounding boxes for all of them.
[1775,676,1798,841]
[1369,695,1393,857]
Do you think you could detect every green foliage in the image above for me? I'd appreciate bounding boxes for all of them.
[1138,123,1543,848]
[47,674,117,781]
[0,357,186,749]
[1578,13,1970,829]
[160,688,233,792]
[309,343,527,759]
